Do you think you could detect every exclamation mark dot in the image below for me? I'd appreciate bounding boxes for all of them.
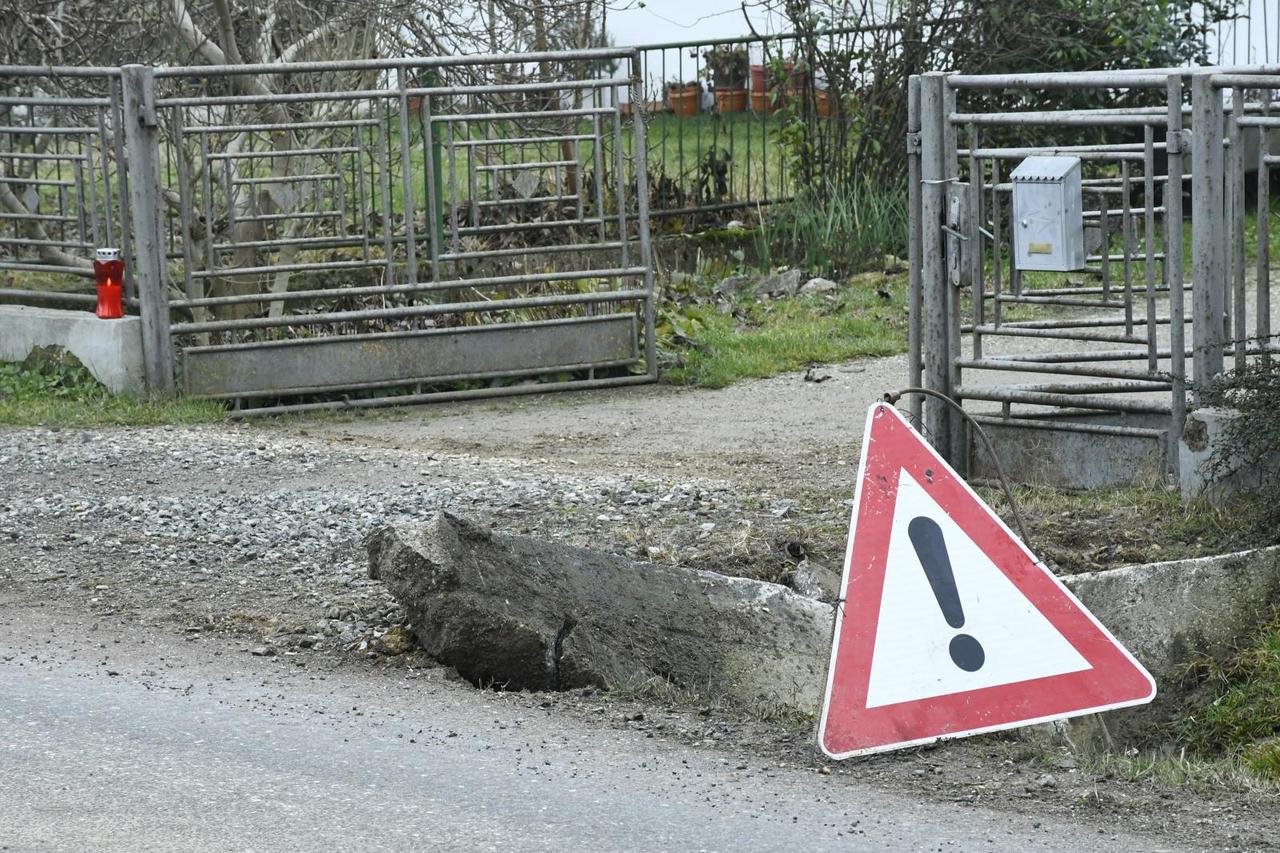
[908,516,986,672]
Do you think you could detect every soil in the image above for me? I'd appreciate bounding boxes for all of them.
[3,356,1277,851]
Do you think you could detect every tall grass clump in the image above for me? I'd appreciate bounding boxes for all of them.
[756,176,905,278]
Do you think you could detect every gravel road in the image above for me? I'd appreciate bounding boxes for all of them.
[2,356,1276,850]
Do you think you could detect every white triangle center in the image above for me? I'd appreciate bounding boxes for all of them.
[864,469,1091,709]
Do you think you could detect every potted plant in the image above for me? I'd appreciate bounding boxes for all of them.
[703,45,748,113]
[750,54,812,113]
[666,79,701,117]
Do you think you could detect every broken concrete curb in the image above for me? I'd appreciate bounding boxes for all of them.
[368,513,835,714]
[1060,544,1280,745]
[371,514,1280,745]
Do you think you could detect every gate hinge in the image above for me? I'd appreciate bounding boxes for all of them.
[906,131,921,154]
[1166,129,1191,155]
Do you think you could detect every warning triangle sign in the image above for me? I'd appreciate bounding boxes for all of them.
[817,403,1155,759]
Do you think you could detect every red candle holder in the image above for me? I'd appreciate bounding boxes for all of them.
[93,247,124,320]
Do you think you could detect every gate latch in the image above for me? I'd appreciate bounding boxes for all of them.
[1166,129,1191,155]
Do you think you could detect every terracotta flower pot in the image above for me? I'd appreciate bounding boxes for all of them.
[667,86,701,117]
[750,91,775,114]
[816,89,832,118]
[715,88,747,113]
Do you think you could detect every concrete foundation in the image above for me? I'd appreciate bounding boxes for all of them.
[0,305,145,395]
[1177,406,1276,500]
[969,413,1169,490]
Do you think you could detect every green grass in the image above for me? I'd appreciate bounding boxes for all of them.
[1087,748,1276,791]
[1178,612,1280,782]
[756,177,907,277]
[0,350,224,427]
[659,272,907,388]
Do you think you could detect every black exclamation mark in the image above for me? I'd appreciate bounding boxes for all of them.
[908,516,986,672]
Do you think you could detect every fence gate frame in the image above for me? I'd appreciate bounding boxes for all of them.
[908,65,1279,487]
[2,48,657,413]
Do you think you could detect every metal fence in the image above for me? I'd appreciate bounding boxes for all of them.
[0,68,132,308]
[628,4,1280,223]
[1,49,656,414]
[907,65,1280,482]
[629,24,917,222]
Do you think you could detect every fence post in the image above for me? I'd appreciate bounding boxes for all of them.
[629,50,658,381]
[906,75,923,427]
[942,76,966,474]
[1165,75,1187,479]
[919,72,951,457]
[1190,72,1225,395]
[120,64,174,394]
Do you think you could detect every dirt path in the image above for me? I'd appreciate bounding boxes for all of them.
[297,354,913,493]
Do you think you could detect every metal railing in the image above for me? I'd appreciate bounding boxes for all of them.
[0,69,131,307]
[908,64,1280,479]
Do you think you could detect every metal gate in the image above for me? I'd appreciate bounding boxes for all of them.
[908,67,1280,487]
[2,50,655,414]
[147,50,654,414]
[0,69,131,306]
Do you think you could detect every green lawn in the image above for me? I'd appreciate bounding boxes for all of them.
[659,271,908,388]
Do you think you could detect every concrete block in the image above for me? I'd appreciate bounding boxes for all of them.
[0,305,145,395]
[970,417,1167,490]
[1178,407,1274,500]
[1058,545,1280,748]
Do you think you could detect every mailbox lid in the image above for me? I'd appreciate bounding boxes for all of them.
[1010,155,1081,183]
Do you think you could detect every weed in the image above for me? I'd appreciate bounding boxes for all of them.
[755,176,907,277]
[1179,612,1280,770]
[659,274,907,388]
[0,349,223,427]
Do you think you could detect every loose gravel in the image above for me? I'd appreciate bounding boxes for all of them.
[1,424,849,658]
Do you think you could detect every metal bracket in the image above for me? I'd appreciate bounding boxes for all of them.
[1165,129,1191,155]
[946,183,970,288]
[906,131,922,155]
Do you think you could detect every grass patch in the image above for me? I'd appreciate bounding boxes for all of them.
[1087,748,1276,792]
[659,272,907,388]
[1178,613,1280,781]
[975,483,1274,574]
[0,349,224,427]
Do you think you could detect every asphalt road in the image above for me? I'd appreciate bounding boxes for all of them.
[0,602,1176,853]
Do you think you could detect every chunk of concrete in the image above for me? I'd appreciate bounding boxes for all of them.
[368,513,835,713]
[789,559,842,604]
[0,305,144,394]
[1060,545,1280,746]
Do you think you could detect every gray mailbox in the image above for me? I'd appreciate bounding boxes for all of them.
[1011,156,1084,272]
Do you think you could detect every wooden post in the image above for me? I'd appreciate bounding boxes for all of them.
[120,64,174,394]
